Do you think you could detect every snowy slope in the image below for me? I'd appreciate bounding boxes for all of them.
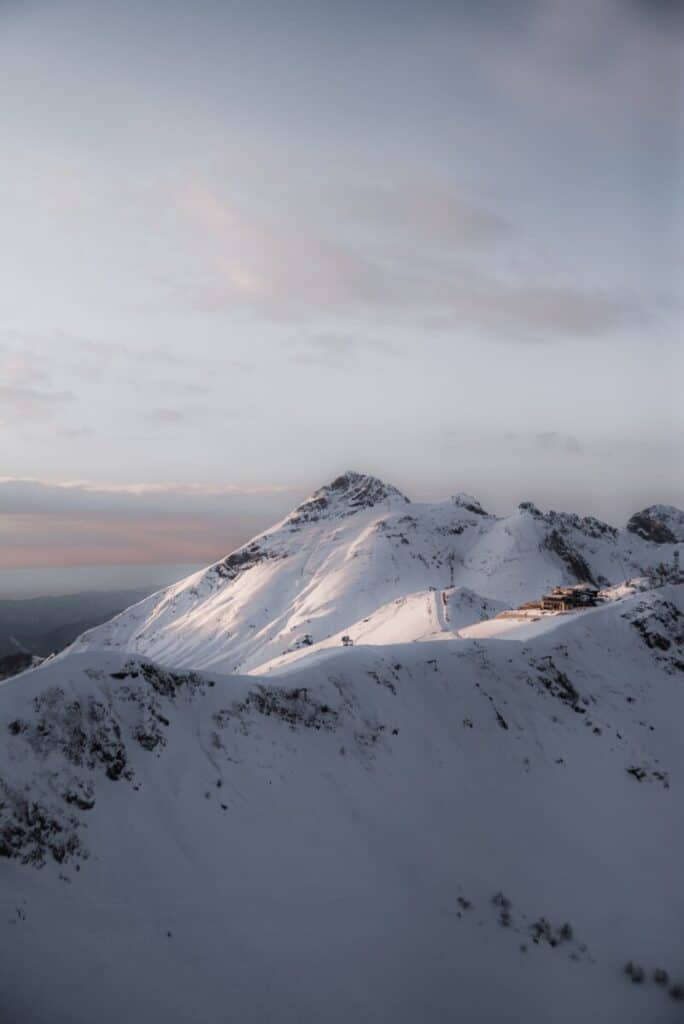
[66,472,683,675]
[1,583,682,1023]
[252,586,506,676]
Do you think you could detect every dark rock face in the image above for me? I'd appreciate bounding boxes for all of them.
[452,492,490,517]
[0,682,134,866]
[627,508,679,544]
[0,783,84,866]
[328,472,405,509]
[532,657,583,709]
[0,662,212,868]
[543,530,596,585]
[546,510,617,541]
[217,686,340,732]
[18,688,131,782]
[623,597,683,673]
[520,502,618,543]
[288,471,409,526]
[0,656,390,869]
[0,652,33,681]
[457,500,488,517]
[212,543,280,582]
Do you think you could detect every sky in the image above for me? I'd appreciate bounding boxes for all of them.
[1,0,682,569]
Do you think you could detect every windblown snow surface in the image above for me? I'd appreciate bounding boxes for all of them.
[1,473,683,1023]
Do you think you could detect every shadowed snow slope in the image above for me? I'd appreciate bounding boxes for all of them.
[67,472,682,675]
[2,474,683,1023]
[0,583,682,1023]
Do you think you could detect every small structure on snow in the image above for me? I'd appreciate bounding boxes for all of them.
[499,582,602,620]
[540,584,600,612]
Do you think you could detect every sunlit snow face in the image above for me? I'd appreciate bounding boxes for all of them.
[0,0,681,566]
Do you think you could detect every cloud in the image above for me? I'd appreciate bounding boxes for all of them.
[435,279,644,337]
[291,334,399,367]
[401,273,643,339]
[146,379,213,397]
[337,182,513,250]
[69,336,251,377]
[0,329,254,437]
[480,0,684,130]
[57,426,95,440]
[0,383,74,423]
[535,431,583,455]
[147,407,185,424]
[76,338,184,366]
[0,341,76,423]
[0,348,50,388]
[177,181,391,312]
[502,431,584,455]
[0,478,300,569]
[1,329,252,380]
[173,179,651,339]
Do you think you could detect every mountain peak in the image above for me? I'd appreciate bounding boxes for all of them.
[518,500,543,517]
[287,471,409,526]
[452,491,490,516]
[627,504,684,544]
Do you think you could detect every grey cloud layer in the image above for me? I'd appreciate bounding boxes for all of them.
[0,346,75,421]
[0,479,299,568]
[175,180,651,337]
[0,478,296,518]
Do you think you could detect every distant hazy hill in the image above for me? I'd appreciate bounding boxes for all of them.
[0,590,152,659]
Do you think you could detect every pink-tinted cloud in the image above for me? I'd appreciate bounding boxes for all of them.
[171,178,653,337]
[0,478,299,568]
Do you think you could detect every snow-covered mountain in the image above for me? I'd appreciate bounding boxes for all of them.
[627,504,684,544]
[67,471,682,675]
[1,472,682,1023]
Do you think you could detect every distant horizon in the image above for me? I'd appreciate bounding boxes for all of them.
[0,562,206,599]
[2,468,682,580]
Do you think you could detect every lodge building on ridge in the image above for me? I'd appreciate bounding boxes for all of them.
[518,583,601,614]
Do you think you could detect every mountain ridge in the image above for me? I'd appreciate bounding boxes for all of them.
[1,471,682,1024]
[63,471,683,676]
